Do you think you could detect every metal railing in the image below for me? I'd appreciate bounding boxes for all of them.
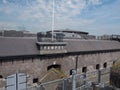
[24,68,111,90]
[0,68,112,90]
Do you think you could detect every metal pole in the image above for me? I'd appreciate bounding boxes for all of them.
[52,0,54,42]
[72,70,76,90]
[63,79,67,90]
[39,85,42,90]
[83,73,86,85]
[98,70,101,84]
[75,56,78,73]
[16,73,18,90]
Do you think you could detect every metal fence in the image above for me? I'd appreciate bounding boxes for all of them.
[23,68,111,90]
[0,68,112,90]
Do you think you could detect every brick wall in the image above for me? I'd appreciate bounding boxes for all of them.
[0,51,120,88]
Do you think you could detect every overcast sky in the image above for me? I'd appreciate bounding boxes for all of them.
[0,0,120,35]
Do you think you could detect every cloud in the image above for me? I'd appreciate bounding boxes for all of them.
[1,0,119,35]
[89,0,102,5]
[0,21,18,30]
[112,17,120,20]
[19,0,102,19]
[0,0,102,19]
[20,0,95,30]
[0,0,101,31]
[2,0,7,4]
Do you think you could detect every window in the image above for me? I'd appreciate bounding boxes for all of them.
[33,78,38,83]
[48,46,50,50]
[96,64,100,70]
[61,46,64,49]
[103,62,107,68]
[113,61,115,65]
[55,46,57,49]
[51,46,54,50]
[44,46,47,50]
[70,69,74,75]
[40,46,43,50]
[82,67,87,73]
[58,46,61,49]
[0,75,3,78]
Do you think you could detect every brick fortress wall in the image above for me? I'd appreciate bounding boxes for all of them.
[0,51,120,87]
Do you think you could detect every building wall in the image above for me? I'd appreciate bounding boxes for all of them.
[0,51,120,87]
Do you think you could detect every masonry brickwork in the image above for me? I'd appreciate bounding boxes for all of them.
[0,51,120,87]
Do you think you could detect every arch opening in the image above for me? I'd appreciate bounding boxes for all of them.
[70,69,74,75]
[47,64,61,71]
[96,64,100,70]
[113,61,116,65]
[0,75,3,78]
[82,67,87,73]
[103,62,107,68]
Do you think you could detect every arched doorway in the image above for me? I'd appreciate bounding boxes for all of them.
[82,67,87,73]
[0,75,3,78]
[96,64,100,70]
[47,64,61,71]
[113,61,116,65]
[103,62,107,68]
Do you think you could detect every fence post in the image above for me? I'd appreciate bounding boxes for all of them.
[38,84,44,90]
[63,79,67,90]
[98,70,101,84]
[83,73,86,85]
[72,70,76,90]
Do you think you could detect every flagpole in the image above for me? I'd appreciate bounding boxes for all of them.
[52,0,54,42]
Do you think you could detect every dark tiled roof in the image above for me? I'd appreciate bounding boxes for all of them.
[0,37,120,57]
[65,39,120,52]
[0,37,38,57]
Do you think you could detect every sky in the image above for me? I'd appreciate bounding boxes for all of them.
[0,0,120,35]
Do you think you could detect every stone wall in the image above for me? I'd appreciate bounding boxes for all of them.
[0,51,120,88]
[110,57,120,88]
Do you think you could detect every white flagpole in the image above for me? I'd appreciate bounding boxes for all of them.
[52,0,54,42]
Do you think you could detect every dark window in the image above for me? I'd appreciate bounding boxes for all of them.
[96,64,100,70]
[0,75,3,78]
[82,67,87,73]
[113,61,115,65]
[103,62,107,68]
[70,69,74,75]
[33,78,38,83]
[47,64,61,70]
